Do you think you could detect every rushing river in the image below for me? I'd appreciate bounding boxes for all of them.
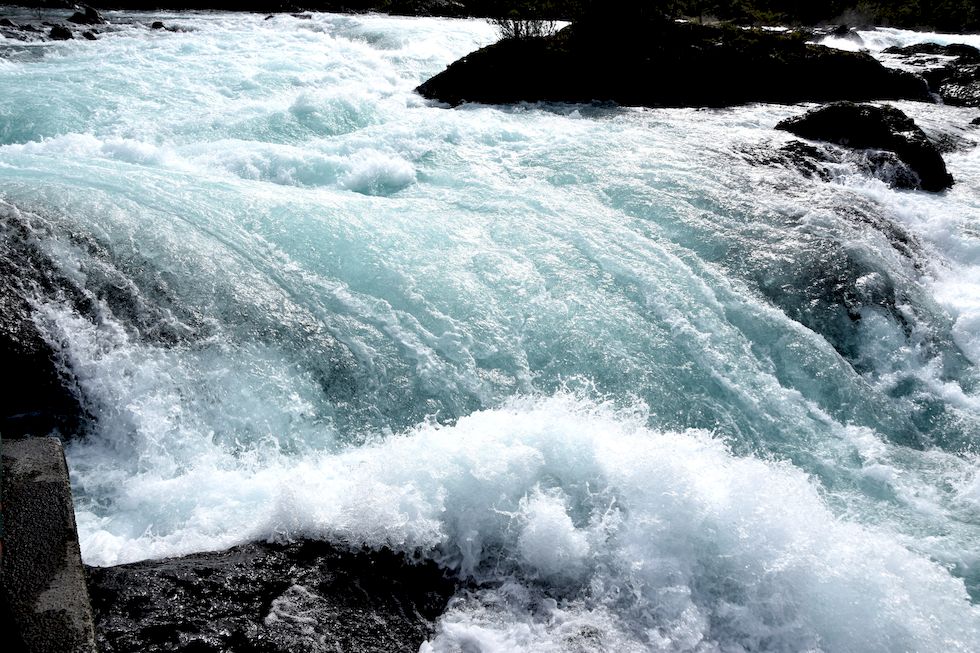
[2,10,980,651]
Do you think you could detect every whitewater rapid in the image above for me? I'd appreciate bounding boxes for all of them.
[2,10,980,651]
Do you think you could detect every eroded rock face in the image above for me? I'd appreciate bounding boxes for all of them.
[86,540,458,653]
[416,20,929,109]
[776,102,954,191]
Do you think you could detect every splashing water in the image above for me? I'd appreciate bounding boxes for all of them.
[1,11,979,651]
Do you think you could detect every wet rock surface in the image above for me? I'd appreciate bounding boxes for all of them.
[86,540,458,653]
[49,24,73,40]
[68,6,107,26]
[0,206,90,438]
[776,102,954,191]
[416,20,929,108]
[883,42,980,107]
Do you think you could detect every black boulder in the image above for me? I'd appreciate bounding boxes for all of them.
[776,102,954,192]
[49,25,73,40]
[68,6,106,26]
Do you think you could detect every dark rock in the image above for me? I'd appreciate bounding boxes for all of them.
[265,14,275,20]
[82,30,97,40]
[87,540,457,653]
[750,140,834,182]
[883,43,980,107]
[0,207,89,438]
[883,42,980,62]
[49,25,73,40]
[776,102,954,191]
[0,18,15,28]
[20,24,39,33]
[972,116,980,125]
[417,21,930,109]
[853,149,922,189]
[150,21,165,29]
[68,6,106,26]
[933,66,980,107]
[824,24,865,46]
[752,138,921,190]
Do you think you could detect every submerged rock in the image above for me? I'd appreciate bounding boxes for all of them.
[151,21,165,30]
[776,102,954,191]
[416,20,929,109]
[82,30,98,40]
[87,540,457,653]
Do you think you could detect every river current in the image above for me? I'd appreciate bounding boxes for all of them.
[1,11,980,651]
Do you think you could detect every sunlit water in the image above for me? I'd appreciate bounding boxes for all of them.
[2,10,980,651]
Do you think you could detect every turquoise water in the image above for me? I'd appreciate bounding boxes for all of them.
[2,11,980,651]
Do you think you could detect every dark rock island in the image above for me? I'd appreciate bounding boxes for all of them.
[416,19,930,108]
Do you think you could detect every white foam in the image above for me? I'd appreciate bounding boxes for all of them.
[70,393,980,651]
[820,27,980,53]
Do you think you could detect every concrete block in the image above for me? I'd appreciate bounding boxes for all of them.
[2,437,96,653]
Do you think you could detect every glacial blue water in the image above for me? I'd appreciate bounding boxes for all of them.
[2,10,980,651]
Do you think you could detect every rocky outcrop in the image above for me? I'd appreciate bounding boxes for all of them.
[49,25,73,40]
[416,20,930,109]
[883,42,980,107]
[883,42,980,62]
[776,102,954,191]
[0,207,89,438]
[87,540,457,653]
[67,6,107,26]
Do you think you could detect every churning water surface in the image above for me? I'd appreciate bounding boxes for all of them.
[1,11,980,651]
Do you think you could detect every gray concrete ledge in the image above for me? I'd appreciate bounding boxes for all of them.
[2,436,97,653]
